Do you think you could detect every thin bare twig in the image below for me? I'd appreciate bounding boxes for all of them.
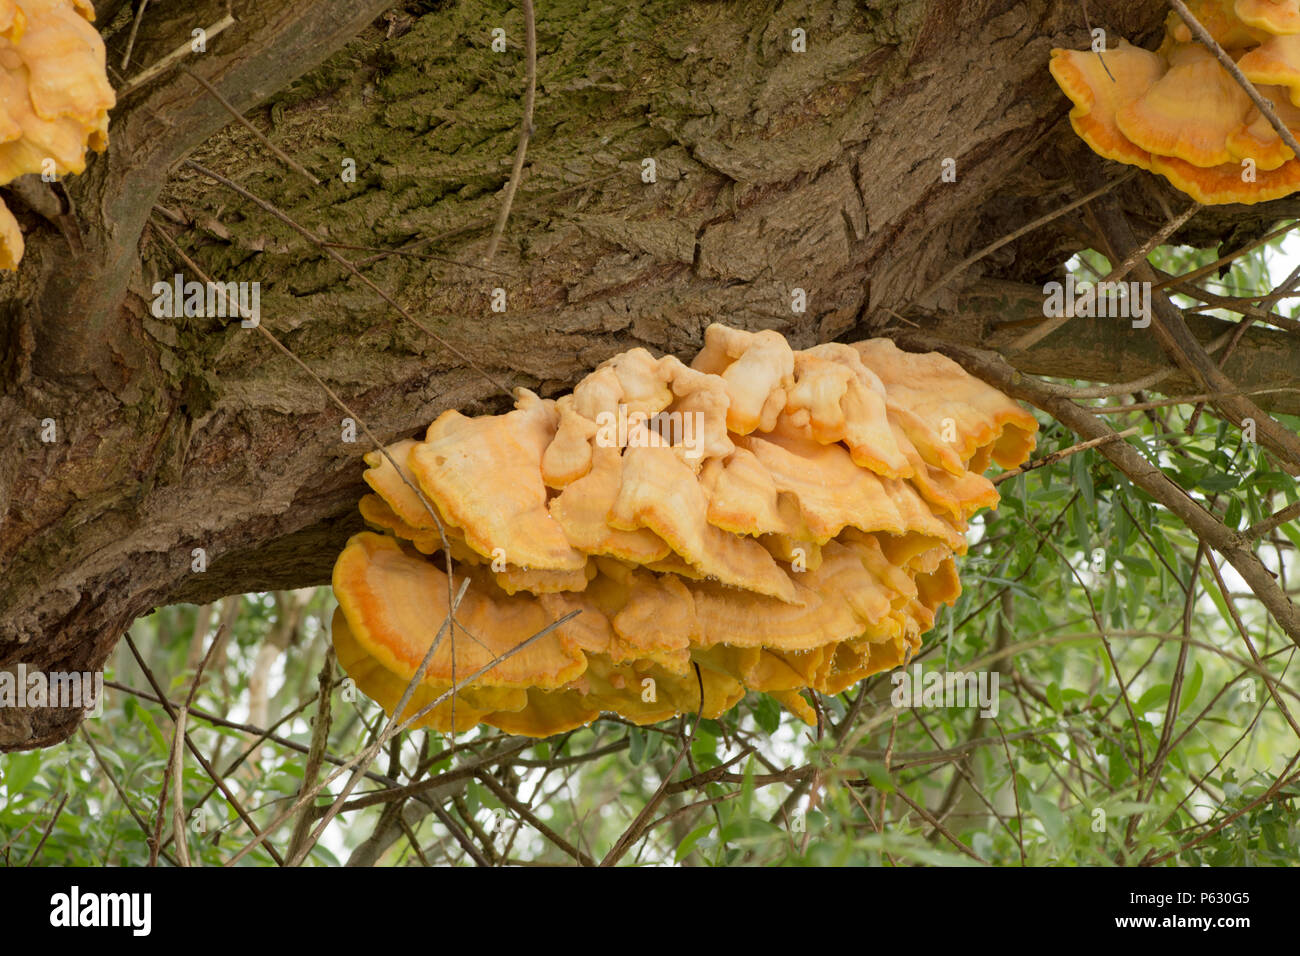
[910,170,1137,306]
[24,793,68,867]
[181,67,321,186]
[170,707,192,867]
[286,650,336,863]
[151,624,223,866]
[120,0,150,71]
[1011,200,1201,351]
[1087,385,1300,415]
[476,771,597,866]
[485,0,537,264]
[1206,554,1300,741]
[993,426,1141,483]
[1126,543,1206,850]
[1152,219,1300,292]
[896,333,1300,645]
[1249,501,1300,541]
[319,739,533,817]
[103,678,392,788]
[891,785,987,863]
[601,665,707,866]
[320,241,517,278]
[432,803,493,866]
[80,728,181,867]
[118,13,237,96]
[1081,0,1114,82]
[991,718,1026,866]
[123,634,286,866]
[1170,275,1300,334]
[1169,0,1300,162]
[150,221,464,694]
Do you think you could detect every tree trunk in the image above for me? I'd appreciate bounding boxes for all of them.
[2,0,1295,749]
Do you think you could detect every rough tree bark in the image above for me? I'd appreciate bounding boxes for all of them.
[2,0,1297,749]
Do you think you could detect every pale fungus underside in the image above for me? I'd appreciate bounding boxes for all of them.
[1051,0,1300,204]
[331,325,1039,738]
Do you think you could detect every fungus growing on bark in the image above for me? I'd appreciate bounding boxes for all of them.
[1117,45,1250,167]
[331,325,1038,736]
[0,0,113,269]
[1226,84,1300,166]
[1050,2,1300,203]
[1165,1,1269,48]
[1237,33,1300,102]
[1048,41,1166,169]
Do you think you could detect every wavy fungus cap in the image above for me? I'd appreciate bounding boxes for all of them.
[0,0,114,269]
[1238,32,1300,103]
[1048,41,1165,170]
[1166,1,1270,48]
[1117,45,1250,168]
[1236,0,1300,35]
[1225,84,1300,167]
[331,325,1038,736]
[1050,2,1300,203]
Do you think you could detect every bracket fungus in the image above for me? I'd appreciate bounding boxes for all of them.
[1049,0,1300,203]
[330,326,1037,737]
[0,0,113,269]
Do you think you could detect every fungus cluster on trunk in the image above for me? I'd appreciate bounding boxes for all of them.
[1050,0,1300,203]
[0,0,113,269]
[331,325,1038,737]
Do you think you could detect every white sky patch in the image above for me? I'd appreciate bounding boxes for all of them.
[1266,232,1300,294]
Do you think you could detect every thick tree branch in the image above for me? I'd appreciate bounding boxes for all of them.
[894,333,1300,647]
[922,282,1300,417]
[1087,188,1300,470]
[25,0,392,389]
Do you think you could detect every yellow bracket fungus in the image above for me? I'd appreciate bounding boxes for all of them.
[1050,0,1300,203]
[0,0,113,269]
[330,326,1038,737]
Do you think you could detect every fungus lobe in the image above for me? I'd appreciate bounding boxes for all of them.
[0,0,114,269]
[331,326,1038,737]
[1050,1,1300,203]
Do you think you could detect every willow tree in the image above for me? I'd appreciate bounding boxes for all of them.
[1,0,1297,774]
